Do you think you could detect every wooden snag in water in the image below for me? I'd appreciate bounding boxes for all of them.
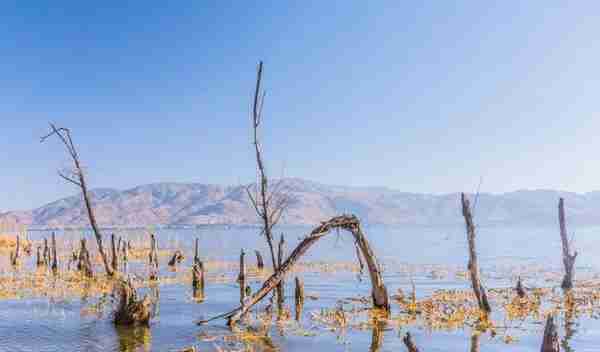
[239,249,247,307]
[402,332,420,352]
[41,124,115,276]
[148,233,159,281]
[294,276,304,321]
[558,198,577,291]
[43,238,50,267]
[255,250,264,270]
[77,239,94,278]
[36,246,44,267]
[168,250,185,266]
[276,234,286,311]
[111,233,119,273]
[541,315,560,352]
[192,239,205,299]
[51,232,58,275]
[10,235,20,266]
[203,215,389,326]
[461,193,491,315]
[516,276,526,298]
[113,278,153,326]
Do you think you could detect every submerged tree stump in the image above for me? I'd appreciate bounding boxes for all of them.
[276,234,286,313]
[10,235,20,267]
[255,250,264,270]
[402,332,420,352]
[541,315,560,352]
[461,193,491,315]
[168,250,185,266]
[51,232,58,275]
[77,239,94,278]
[113,279,153,326]
[516,276,526,298]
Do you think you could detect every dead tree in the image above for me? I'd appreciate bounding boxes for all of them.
[402,332,420,352]
[558,198,577,290]
[51,232,58,275]
[36,246,44,267]
[246,61,289,275]
[198,215,389,326]
[294,277,304,321]
[541,315,560,352]
[41,124,114,276]
[77,239,94,278]
[113,278,153,326]
[10,235,20,266]
[461,193,491,315]
[255,250,264,270]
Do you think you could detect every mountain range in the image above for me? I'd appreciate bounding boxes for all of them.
[1,178,599,228]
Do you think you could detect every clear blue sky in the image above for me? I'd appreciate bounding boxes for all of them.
[2,2,600,210]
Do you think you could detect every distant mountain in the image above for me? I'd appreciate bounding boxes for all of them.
[1,178,599,228]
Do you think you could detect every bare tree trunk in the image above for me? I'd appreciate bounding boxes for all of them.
[10,235,20,266]
[43,238,49,267]
[541,315,560,352]
[559,198,576,290]
[77,239,94,278]
[294,276,304,321]
[51,232,58,275]
[41,124,114,276]
[205,215,389,326]
[111,233,119,273]
[149,233,158,281]
[516,276,526,298]
[255,250,264,270]
[276,234,286,312]
[461,193,491,315]
[402,332,420,352]
[239,249,247,307]
[192,238,204,300]
[36,246,44,267]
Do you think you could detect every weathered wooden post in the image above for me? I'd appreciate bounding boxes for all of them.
[111,233,119,273]
[239,249,247,308]
[516,276,526,298]
[276,234,286,312]
[149,233,159,281]
[43,238,50,266]
[192,238,205,300]
[461,193,491,315]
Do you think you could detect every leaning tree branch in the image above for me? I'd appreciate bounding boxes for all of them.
[198,215,390,326]
[42,123,114,276]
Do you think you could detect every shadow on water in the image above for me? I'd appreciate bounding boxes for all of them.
[115,324,152,352]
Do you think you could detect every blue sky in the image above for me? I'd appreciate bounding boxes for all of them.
[2,2,600,210]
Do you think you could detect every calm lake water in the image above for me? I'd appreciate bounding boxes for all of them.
[1,224,600,351]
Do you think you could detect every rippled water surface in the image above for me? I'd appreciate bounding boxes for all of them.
[1,224,600,351]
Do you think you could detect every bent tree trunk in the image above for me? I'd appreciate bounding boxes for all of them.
[461,193,491,315]
[219,215,389,326]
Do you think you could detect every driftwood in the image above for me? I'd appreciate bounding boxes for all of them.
[461,193,491,315]
[168,250,184,266]
[541,315,560,352]
[42,124,114,276]
[199,215,389,326]
[77,239,94,278]
[255,250,264,270]
[402,332,420,352]
[294,276,304,321]
[558,198,577,290]
[113,279,153,326]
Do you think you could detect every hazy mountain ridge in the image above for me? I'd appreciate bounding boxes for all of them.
[1,179,599,228]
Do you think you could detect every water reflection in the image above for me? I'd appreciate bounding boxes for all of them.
[470,333,480,352]
[369,324,383,352]
[115,325,152,352]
